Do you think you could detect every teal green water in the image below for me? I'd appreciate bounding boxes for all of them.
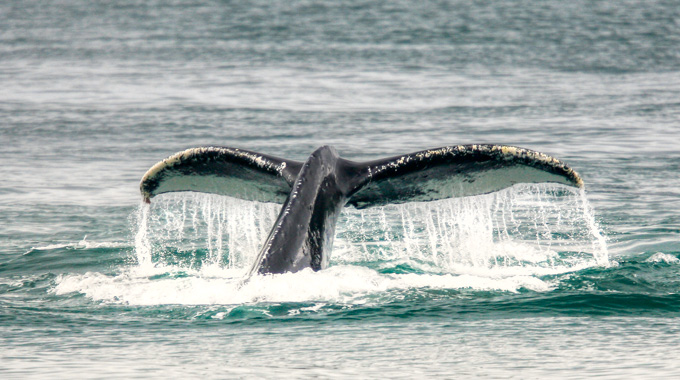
[2,0,680,378]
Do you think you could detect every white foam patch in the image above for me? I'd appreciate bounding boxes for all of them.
[645,252,680,264]
[53,264,553,306]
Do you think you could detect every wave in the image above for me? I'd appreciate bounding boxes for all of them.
[51,259,680,318]
[27,236,129,254]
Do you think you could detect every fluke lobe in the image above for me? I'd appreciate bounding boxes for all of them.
[140,145,583,276]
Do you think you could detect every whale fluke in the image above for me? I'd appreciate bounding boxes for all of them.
[345,144,583,209]
[140,145,583,275]
[140,147,303,204]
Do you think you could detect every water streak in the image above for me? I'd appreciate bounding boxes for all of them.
[134,194,280,272]
[133,184,608,276]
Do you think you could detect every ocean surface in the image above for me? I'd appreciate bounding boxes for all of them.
[2,0,680,378]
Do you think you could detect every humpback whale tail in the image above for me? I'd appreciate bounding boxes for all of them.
[140,145,583,275]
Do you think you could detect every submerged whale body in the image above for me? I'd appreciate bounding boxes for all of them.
[140,145,583,276]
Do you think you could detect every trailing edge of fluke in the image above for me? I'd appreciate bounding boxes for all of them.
[140,145,583,276]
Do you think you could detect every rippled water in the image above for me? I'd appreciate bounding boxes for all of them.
[2,0,680,378]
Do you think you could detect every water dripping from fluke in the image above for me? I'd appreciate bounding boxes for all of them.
[132,193,280,275]
[333,183,609,276]
[133,185,608,278]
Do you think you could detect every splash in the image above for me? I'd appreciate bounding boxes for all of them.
[55,184,608,305]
